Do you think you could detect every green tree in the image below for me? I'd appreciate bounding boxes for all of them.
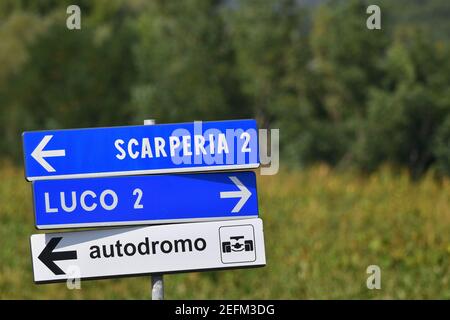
[225,0,308,129]
[433,115,450,176]
[2,14,136,159]
[357,28,450,178]
[0,11,50,158]
[132,0,247,123]
[283,0,388,166]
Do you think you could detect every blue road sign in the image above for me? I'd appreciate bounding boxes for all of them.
[32,171,258,229]
[22,119,259,181]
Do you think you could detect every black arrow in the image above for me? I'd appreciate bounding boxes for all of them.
[38,237,77,275]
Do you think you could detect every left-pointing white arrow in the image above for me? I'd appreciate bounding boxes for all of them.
[31,135,66,172]
[220,176,252,213]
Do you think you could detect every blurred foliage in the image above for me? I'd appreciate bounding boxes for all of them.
[0,0,449,177]
[132,0,247,123]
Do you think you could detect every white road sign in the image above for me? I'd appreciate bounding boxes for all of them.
[30,218,266,283]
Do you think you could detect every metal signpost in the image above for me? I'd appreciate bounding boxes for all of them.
[22,119,265,300]
[144,119,163,300]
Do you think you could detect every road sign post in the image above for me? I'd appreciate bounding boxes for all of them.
[151,274,164,300]
[144,119,164,300]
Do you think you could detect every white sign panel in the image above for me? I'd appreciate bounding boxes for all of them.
[30,218,266,283]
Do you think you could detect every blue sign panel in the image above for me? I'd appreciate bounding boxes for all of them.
[32,171,258,229]
[23,119,259,181]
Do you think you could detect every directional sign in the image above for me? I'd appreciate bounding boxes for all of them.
[22,119,259,181]
[32,171,258,229]
[30,218,266,283]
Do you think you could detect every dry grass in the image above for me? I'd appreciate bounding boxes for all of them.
[0,163,449,299]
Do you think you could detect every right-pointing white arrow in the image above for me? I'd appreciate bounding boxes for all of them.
[31,135,66,172]
[220,176,252,213]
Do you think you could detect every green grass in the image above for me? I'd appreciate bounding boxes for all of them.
[0,164,449,299]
